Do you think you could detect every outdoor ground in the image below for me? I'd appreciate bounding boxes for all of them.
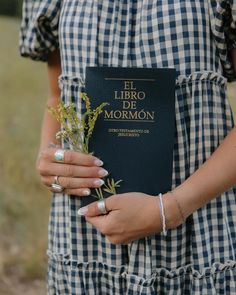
[0,15,235,295]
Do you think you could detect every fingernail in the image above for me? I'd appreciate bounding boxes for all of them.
[94,179,105,186]
[98,169,109,177]
[82,189,91,196]
[94,159,104,166]
[77,206,88,216]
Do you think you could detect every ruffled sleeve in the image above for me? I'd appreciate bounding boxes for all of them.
[209,1,236,80]
[224,1,236,50]
[223,0,236,80]
[19,0,61,62]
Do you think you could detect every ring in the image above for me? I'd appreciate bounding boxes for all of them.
[97,199,107,215]
[51,183,64,193]
[54,149,65,162]
[51,176,64,193]
[54,175,61,185]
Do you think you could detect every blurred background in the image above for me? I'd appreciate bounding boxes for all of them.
[1,1,49,294]
[0,1,236,295]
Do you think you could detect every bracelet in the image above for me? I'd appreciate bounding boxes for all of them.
[158,193,167,236]
[169,191,186,223]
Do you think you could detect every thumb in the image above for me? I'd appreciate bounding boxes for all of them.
[77,195,119,217]
[77,199,109,217]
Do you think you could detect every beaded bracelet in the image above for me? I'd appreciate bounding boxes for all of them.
[158,193,167,236]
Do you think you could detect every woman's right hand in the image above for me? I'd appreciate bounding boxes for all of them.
[37,147,108,197]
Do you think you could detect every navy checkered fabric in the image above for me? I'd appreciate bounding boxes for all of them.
[20,1,236,294]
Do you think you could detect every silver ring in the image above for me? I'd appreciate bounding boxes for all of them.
[51,183,64,193]
[54,175,60,185]
[97,199,107,215]
[54,149,65,162]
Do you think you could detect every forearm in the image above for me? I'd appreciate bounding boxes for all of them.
[171,50,236,220]
[173,127,236,219]
[39,99,61,151]
[39,50,62,151]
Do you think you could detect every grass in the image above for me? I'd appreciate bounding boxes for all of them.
[0,15,236,288]
[0,16,50,283]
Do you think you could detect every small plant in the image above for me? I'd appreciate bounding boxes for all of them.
[92,179,122,200]
[48,92,122,200]
[48,94,108,154]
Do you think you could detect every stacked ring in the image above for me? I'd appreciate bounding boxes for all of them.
[54,175,60,185]
[51,175,64,193]
[51,183,64,193]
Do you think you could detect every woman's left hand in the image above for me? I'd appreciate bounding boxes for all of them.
[78,192,180,244]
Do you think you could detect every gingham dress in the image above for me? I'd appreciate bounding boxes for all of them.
[20,1,236,294]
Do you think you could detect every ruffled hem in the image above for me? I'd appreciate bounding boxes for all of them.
[47,251,236,294]
[58,70,227,89]
[176,71,227,86]
[58,75,85,89]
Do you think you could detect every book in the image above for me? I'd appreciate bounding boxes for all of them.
[81,67,176,206]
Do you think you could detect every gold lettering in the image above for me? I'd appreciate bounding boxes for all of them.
[114,91,120,99]
[146,111,155,120]
[114,90,146,100]
[123,80,137,90]
[105,110,155,121]
[124,81,130,90]
[114,110,122,119]
[130,101,137,109]
[122,111,129,119]
[137,91,145,100]
[130,81,136,90]
[124,91,131,99]
[129,111,138,119]
[104,110,113,118]
[123,101,130,109]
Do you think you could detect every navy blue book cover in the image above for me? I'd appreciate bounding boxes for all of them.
[81,67,176,206]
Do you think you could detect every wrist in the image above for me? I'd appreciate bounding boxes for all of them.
[163,192,186,230]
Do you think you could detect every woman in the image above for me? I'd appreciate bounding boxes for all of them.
[20,0,236,294]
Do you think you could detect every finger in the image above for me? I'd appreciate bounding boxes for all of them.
[78,194,125,217]
[85,215,109,233]
[39,163,108,178]
[64,188,91,197]
[48,186,91,197]
[43,148,104,166]
[80,195,123,217]
[78,197,116,217]
[41,176,105,189]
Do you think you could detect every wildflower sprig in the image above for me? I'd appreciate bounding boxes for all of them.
[92,179,122,200]
[48,102,84,152]
[80,92,109,154]
[48,92,122,200]
[48,94,108,153]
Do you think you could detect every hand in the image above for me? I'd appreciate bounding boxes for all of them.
[79,192,163,244]
[37,147,108,196]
